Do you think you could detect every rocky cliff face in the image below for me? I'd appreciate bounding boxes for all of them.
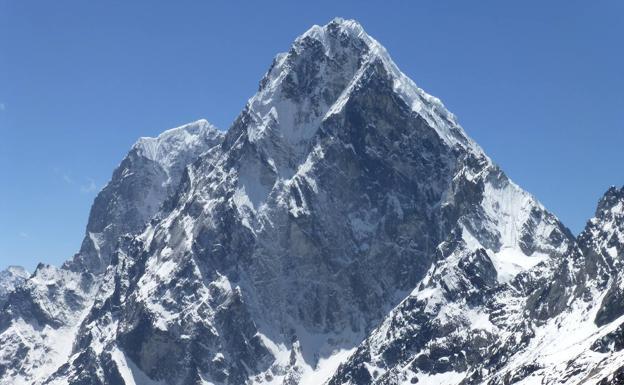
[0,18,621,385]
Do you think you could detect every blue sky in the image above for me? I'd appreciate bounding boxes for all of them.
[1,1,622,272]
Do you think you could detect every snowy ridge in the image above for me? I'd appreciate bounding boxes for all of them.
[0,266,28,304]
[317,18,481,155]
[249,18,481,158]
[66,119,224,273]
[133,119,221,176]
[460,169,567,283]
[83,18,569,385]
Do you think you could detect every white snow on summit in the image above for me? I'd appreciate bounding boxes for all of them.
[133,119,222,180]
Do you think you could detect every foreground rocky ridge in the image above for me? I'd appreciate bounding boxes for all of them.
[0,18,621,385]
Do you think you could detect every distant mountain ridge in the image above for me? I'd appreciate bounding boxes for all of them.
[0,18,622,385]
[0,266,29,306]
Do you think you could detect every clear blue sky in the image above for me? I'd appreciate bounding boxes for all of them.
[1,1,622,272]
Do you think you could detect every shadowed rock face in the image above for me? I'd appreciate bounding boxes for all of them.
[1,18,623,385]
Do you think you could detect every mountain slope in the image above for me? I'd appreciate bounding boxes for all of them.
[487,186,624,385]
[326,186,624,385]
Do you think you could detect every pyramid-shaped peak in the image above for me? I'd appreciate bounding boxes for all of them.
[300,18,368,42]
[293,17,385,61]
[245,18,479,156]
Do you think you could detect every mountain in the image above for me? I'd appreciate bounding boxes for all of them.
[0,18,620,385]
[0,120,223,385]
[66,119,224,274]
[0,266,29,306]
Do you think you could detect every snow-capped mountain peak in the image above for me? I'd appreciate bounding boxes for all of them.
[246,18,480,158]
[65,119,224,274]
[0,266,29,305]
[133,119,221,173]
[1,18,621,385]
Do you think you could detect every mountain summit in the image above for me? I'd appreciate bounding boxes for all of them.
[0,19,622,385]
